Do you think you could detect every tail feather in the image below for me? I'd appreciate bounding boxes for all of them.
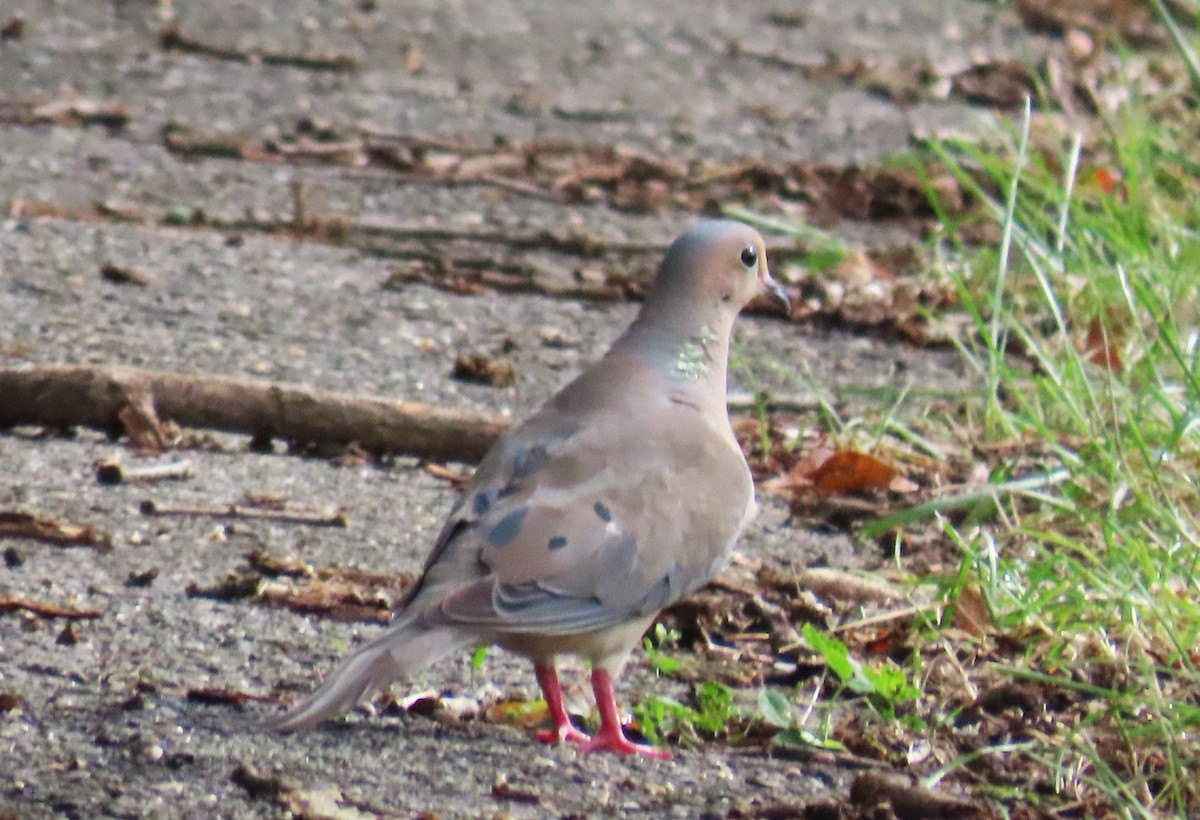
[265,618,471,732]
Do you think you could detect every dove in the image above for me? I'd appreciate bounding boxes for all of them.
[268,219,789,757]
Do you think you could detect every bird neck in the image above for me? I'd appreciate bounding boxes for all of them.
[612,303,734,407]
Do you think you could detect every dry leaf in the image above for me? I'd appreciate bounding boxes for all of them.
[452,353,516,387]
[1083,316,1122,373]
[952,584,993,637]
[951,61,1037,109]
[1016,0,1164,47]
[1092,167,1121,194]
[99,263,152,287]
[809,450,899,494]
[484,698,550,729]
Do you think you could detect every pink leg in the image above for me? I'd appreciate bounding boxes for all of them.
[578,668,671,759]
[534,664,590,745]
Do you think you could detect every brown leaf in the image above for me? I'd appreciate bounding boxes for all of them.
[100,263,152,287]
[484,698,550,729]
[451,353,516,387]
[186,573,263,601]
[230,763,286,799]
[802,164,948,221]
[1091,167,1121,195]
[187,687,276,709]
[1083,316,1123,373]
[492,775,542,805]
[808,450,899,494]
[0,17,24,40]
[1016,0,1165,47]
[952,584,994,637]
[861,629,906,657]
[851,772,985,819]
[951,61,1038,109]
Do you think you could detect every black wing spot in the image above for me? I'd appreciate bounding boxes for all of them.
[593,501,612,523]
[496,482,523,500]
[472,492,492,516]
[512,445,550,479]
[487,507,528,547]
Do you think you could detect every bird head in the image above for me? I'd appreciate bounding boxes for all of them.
[648,220,790,319]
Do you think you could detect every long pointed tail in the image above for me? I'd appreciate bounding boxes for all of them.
[265,616,471,732]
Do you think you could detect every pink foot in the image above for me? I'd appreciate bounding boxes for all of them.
[583,668,672,759]
[579,724,672,759]
[536,724,591,746]
[533,664,591,747]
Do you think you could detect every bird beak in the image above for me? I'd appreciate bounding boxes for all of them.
[759,268,791,316]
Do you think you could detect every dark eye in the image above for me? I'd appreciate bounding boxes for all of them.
[739,245,758,268]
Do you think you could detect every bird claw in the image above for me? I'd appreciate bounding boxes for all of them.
[536,724,591,746]
[578,727,672,759]
[536,724,671,758]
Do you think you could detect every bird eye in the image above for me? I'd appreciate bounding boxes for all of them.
[739,245,758,268]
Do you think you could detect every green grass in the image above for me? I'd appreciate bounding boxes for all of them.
[918,92,1200,813]
[715,16,1200,818]
[876,38,1200,812]
[632,681,739,747]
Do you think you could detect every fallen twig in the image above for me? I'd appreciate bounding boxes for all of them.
[347,221,665,257]
[0,364,510,463]
[0,595,102,619]
[257,580,393,623]
[0,364,818,467]
[139,499,348,528]
[246,550,413,588]
[0,95,131,129]
[159,25,359,73]
[725,391,820,414]
[99,263,153,287]
[187,687,279,709]
[0,511,111,549]
[187,551,415,623]
[796,567,901,606]
[828,601,944,635]
[95,458,194,485]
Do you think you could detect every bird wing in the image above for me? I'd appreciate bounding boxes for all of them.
[408,384,754,638]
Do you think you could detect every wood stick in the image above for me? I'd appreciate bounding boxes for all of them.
[0,595,102,619]
[0,366,815,465]
[0,364,509,463]
[139,498,348,528]
[95,458,194,485]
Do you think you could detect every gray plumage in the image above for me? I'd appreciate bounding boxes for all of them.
[268,219,788,756]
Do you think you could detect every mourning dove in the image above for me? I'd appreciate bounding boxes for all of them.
[269,220,789,757]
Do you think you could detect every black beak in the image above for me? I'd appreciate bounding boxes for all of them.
[761,269,791,316]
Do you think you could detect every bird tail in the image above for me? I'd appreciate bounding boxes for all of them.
[265,615,472,732]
